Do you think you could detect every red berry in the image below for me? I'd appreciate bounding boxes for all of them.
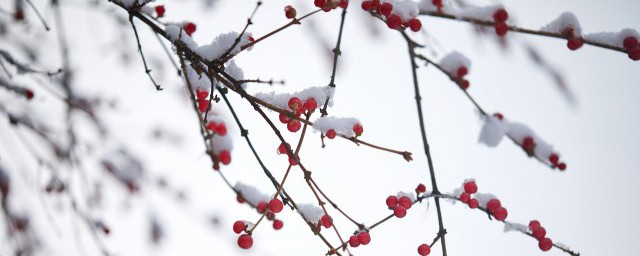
[183,22,196,36]
[338,0,348,9]
[417,243,431,256]
[321,215,333,228]
[408,18,422,32]
[557,162,567,171]
[237,234,253,249]
[456,66,468,77]
[522,136,535,151]
[386,195,398,209]
[273,219,284,230]
[353,123,364,136]
[463,181,477,194]
[486,199,501,213]
[468,198,479,209]
[233,221,246,234]
[326,129,336,139]
[548,154,559,164]
[266,212,275,220]
[459,192,470,203]
[416,183,427,193]
[197,99,209,112]
[538,237,553,251]
[372,0,381,9]
[236,195,245,204]
[269,198,284,213]
[349,235,360,247]
[284,5,297,19]
[361,1,373,11]
[357,232,371,245]
[460,79,470,90]
[219,151,231,165]
[380,2,393,17]
[304,98,318,112]
[394,205,407,218]
[25,89,34,100]
[398,196,412,209]
[279,113,291,123]
[493,9,509,22]
[529,220,541,230]
[431,0,442,8]
[277,143,288,154]
[495,22,509,36]
[215,123,227,136]
[314,0,326,8]
[287,121,302,132]
[532,226,546,240]
[567,37,583,51]
[562,27,575,37]
[196,89,208,100]
[493,112,504,120]
[628,47,640,61]
[623,36,639,50]
[492,206,508,221]
[248,36,255,42]
[257,201,267,214]
[288,154,299,166]
[288,97,302,111]
[386,14,402,30]
[155,5,165,18]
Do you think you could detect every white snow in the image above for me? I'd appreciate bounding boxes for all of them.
[396,191,416,201]
[312,116,361,137]
[210,132,233,154]
[473,192,497,208]
[585,28,640,48]
[165,24,199,51]
[503,221,528,233]
[541,12,582,36]
[114,0,152,8]
[478,115,506,147]
[234,182,270,206]
[297,203,324,224]
[439,51,471,76]
[253,86,335,111]
[453,4,505,21]
[389,0,420,22]
[185,63,212,91]
[197,32,253,61]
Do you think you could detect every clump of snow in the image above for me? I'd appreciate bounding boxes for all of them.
[197,32,253,61]
[473,192,497,208]
[541,12,582,36]
[503,221,528,233]
[210,133,233,154]
[585,28,640,49]
[312,116,361,137]
[439,51,471,76]
[224,60,247,90]
[556,242,571,251]
[113,0,152,8]
[234,182,270,206]
[297,203,324,224]
[254,86,335,111]
[165,24,199,51]
[478,115,507,147]
[388,0,420,22]
[185,63,212,91]
[452,4,504,21]
[397,191,416,201]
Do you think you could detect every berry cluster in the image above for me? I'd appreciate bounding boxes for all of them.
[417,243,431,256]
[361,0,422,32]
[562,27,584,51]
[318,214,333,231]
[348,231,371,248]
[493,9,509,36]
[233,198,286,249]
[623,36,640,61]
[529,220,554,251]
[278,97,317,133]
[455,65,470,90]
[314,0,348,12]
[458,180,508,221]
[277,142,300,166]
[386,193,413,218]
[521,136,567,170]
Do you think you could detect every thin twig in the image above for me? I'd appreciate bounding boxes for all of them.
[128,14,162,91]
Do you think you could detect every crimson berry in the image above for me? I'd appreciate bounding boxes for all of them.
[206,122,217,131]
[183,22,196,36]
[266,212,276,220]
[155,5,165,18]
[623,36,639,50]
[287,120,302,132]
[459,192,470,203]
[338,0,348,9]
[277,143,288,154]
[548,153,559,164]
[493,112,504,120]
[456,66,468,77]
[288,154,299,166]
[353,123,364,136]
[326,129,336,139]
[361,1,373,11]
[257,201,267,213]
[432,0,442,8]
[562,27,574,37]
[567,37,583,50]
[233,221,246,234]
[398,196,412,209]
[288,97,302,111]
[418,243,431,256]
[522,136,535,151]
[463,181,477,194]
[357,232,371,245]
[495,22,508,36]
[321,215,333,228]
[279,113,291,123]
[304,98,318,112]
[380,2,393,17]
[196,89,208,100]
[394,205,407,218]
[219,151,231,165]
[248,36,255,42]
[538,237,553,251]
[529,220,541,230]
[532,226,546,240]
[468,198,479,209]
[557,162,567,171]
[197,99,209,112]
[486,198,501,213]
[386,14,402,30]
[237,195,245,204]
[416,183,427,193]
[215,123,227,136]
[269,198,284,213]
[237,234,253,249]
[273,219,284,230]
[284,5,297,19]
[25,89,34,100]
[314,0,326,8]
[372,0,381,9]
[386,195,398,209]
[349,235,360,247]
[408,18,422,32]
[493,9,508,22]
[492,206,508,221]
[628,47,640,61]
[460,79,470,90]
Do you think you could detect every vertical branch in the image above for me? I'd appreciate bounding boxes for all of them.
[320,8,347,117]
[128,14,162,91]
